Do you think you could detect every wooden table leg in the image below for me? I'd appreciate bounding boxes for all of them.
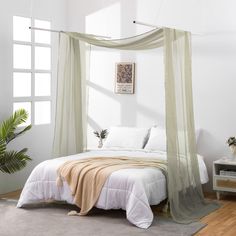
[216,191,220,200]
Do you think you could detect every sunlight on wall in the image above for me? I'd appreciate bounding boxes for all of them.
[85,3,122,148]
[135,49,165,127]
[85,2,121,38]
[136,0,204,33]
[87,48,121,148]
[135,0,163,34]
[84,1,167,148]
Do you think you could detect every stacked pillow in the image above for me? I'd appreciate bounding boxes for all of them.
[102,126,200,151]
[102,127,149,149]
[144,127,200,151]
[144,126,166,151]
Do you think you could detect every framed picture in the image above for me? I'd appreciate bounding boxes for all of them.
[115,62,135,94]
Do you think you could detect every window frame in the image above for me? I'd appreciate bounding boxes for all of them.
[13,16,52,126]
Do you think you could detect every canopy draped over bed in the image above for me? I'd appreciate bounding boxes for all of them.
[53,28,219,223]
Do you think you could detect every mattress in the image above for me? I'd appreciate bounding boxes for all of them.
[17,149,209,229]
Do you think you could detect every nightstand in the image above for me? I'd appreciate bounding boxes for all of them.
[213,159,236,200]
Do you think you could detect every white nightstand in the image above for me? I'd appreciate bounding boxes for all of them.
[213,159,236,200]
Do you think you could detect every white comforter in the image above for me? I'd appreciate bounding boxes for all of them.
[17,149,209,229]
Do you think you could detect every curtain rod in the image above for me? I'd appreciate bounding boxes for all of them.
[29,27,111,39]
[30,25,203,38]
[133,20,203,36]
[29,26,63,33]
[133,20,161,29]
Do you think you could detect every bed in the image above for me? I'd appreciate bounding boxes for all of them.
[17,148,209,229]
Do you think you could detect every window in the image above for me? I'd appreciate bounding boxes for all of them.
[13,16,51,125]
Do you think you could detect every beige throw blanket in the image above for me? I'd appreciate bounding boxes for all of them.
[56,156,167,215]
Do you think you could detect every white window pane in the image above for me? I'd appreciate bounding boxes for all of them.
[13,44,31,69]
[34,19,51,44]
[13,72,31,97]
[35,73,51,96]
[13,16,31,42]
[35,101,51,125]
[13,102,31,126]
[35,47,51,70]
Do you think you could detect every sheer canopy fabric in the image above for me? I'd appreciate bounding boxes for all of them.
[53,28,219,223]
[53,28,165,157]
[164,29,219,222]
[66,28,164,50]
[53,34,86,156]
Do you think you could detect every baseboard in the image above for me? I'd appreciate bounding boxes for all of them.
[0,189,22,199]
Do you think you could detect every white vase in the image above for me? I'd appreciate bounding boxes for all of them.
[230,145,236,160]
[98,139,103,148]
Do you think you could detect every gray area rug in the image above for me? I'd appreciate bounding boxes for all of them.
[0,199,205,236]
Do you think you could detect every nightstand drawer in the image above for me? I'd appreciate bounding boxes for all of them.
[216,179,236,189]
[213,160,236,199]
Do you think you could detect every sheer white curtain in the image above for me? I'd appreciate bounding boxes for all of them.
[53,33,86,157]
[53,28,219,222]
[164,28,219,223]
[53,28,164,157]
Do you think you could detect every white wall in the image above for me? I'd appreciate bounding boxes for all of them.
[1,0,236,194]
[0,0,67,194]
[66,0,236,191]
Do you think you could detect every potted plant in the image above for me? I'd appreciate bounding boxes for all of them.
[0,109,32,174]
[93,129,108,148]
[226,136,236,160]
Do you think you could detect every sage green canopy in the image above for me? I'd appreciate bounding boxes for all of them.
[53,27,219,223]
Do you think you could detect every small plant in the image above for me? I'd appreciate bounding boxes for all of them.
[227,137,236,147]
[0,109,32,174]
[227,137,236,157]
[93,129,108,148]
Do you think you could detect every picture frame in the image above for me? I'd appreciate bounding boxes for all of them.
[114,62,135,94]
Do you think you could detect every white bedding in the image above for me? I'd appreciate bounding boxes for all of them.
[17,149,209,229]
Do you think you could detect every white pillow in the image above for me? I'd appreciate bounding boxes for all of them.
[144,127,166,151]
[102,127,149,149]
[144,127,200,151]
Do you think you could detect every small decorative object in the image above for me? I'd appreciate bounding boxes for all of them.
[115,62,135,94]
[0,109,32,174]
[93,129,108,148]
[226,136,236,159]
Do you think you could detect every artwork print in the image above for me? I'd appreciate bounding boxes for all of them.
[115,63,135,94]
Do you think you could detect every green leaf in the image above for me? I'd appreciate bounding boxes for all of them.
[0,109,32,174]
[0,150,32,174]
[7,124,32,144]
[100,129,108,139]
[0,139,6,158]
[0,109,29,142]
[93,131,100,138]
